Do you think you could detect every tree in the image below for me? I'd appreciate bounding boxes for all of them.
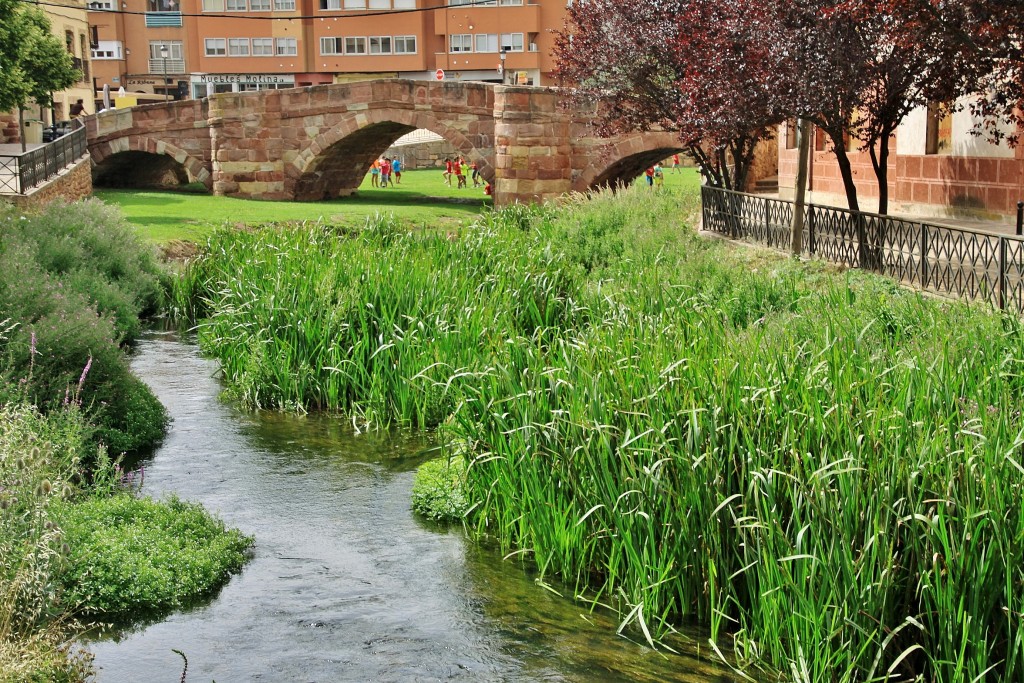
[554,0,788,192]
[0,2,79,151]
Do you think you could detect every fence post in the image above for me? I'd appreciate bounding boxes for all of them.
[920,223,929,289]
[999,236,1007,310]
[1017,201,1022,236]
[808,205,816,255]
[765,197,770,243]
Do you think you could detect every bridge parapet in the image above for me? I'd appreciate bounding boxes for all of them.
[84,79,686,205]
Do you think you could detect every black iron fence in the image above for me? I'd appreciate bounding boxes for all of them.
[0,121,88,195]
[701,185,1024,313]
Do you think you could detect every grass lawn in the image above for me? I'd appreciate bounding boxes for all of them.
[95,166,701,245]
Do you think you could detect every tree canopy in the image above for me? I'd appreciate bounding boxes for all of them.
[555,0,1024,214]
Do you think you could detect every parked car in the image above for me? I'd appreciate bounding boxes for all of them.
[42,121,72,143]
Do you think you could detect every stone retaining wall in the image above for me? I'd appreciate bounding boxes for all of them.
[4,155,93,210]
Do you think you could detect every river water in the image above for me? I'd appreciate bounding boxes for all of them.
[87,331,740,682]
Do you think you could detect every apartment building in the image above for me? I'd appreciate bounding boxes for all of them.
[88,0,568,105]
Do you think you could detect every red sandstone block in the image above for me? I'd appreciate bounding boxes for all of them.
[977,159,998,183]
[998,158,1021,185]
[988,186,1009,211]
[912,182,929,203]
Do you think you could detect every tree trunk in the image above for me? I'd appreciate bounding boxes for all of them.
[790,119,813,256]
[19,108,27,154]
[868,130,892,216]
[831,141,860,213]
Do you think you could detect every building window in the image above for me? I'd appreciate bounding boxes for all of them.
[205,38,227,56]
[202,0,223,10]
[369,36,392,54]
[65,30,74,53]
[252,37,274,55]
[320,37,343,55]
[344,0,366,7]
[925,102,953,155]
[499,0,523,4]
[87,0,115,9]
[250,0,271,9]
[344,37,367,54]
[449,34,472,52]
[150,41,183,60]
[393,0,414,6]
[500,32,523,52]
[319,0,341,8]
[273,0,295,8]
[225,0,246,10]
[368,0,388,8]
[276,37,297,55]
[785,120,797,149]
[228,38,250,56]
[92,40,122,59]
[475,34,498,53]
[394,35,416,54]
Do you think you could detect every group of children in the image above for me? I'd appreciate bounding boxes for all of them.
[369,156,402,188]
[644,154,684,189]
[443,157,482,189]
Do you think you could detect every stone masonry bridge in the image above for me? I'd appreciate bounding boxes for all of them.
[84,79,685,206]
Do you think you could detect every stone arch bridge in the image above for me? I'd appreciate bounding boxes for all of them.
[84,79,684,206]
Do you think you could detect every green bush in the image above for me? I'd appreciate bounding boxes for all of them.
[0,403,94,683]
[0,201,169,454]
[51,495,253,616]
[411,457,468,523]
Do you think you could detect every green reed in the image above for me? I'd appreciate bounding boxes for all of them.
[175,188,1024,681]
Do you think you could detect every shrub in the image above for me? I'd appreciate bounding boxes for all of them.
[51,495,253,616]
[411,457,468,523]
[0,404,94,682]
[0,203,169,455]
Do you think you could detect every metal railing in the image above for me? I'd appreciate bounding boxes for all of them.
[0,121,88,195]
[702,185,1024,313]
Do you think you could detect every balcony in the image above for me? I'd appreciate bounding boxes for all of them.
[148,58,185,74]
[145,11,183,27]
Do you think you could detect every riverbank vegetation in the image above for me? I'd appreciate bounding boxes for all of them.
[0,200,253,680]
[174,185,1024,681]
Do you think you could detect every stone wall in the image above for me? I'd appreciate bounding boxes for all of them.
[384,139,462,170]
[0,113,19,144]
[5,155,93,210]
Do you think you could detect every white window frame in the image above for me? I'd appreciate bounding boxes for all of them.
[369,36,392,54]
[344,0,366,7]
[205,38,227,56]
[228,38,250,56]
[320,37,343,55]
[87,0,115,9]
[449,33,472,53]
[475,33,497,53]
[273,0,295,8]
[225,0,246,10]
[252,37,274,55]
[250,0,271,9]
[319,0,341,7]
[500,32,523,52]
[91,40,122,59]
[201,0,223,10]
[394,35,416,54]
[275,37,297,55]
[344,36,367,54]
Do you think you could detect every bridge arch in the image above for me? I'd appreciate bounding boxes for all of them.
[90,135,211,190]
[575,132,685,192]
[289,108,492,201]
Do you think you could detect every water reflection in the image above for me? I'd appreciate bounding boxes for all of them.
[87,331,740,682]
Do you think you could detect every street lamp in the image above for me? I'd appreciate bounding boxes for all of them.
[159,44,169,102]
[499,49,506,84]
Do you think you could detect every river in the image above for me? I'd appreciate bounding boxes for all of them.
[87,331,740,682]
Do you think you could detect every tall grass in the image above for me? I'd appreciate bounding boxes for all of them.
[175,186,1024,680]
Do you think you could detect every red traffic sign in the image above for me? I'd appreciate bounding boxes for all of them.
[435,69,445,81]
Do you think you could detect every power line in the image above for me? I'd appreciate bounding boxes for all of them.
[18,0,507,22]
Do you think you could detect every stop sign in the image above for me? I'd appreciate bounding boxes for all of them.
[435,69,445,81]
